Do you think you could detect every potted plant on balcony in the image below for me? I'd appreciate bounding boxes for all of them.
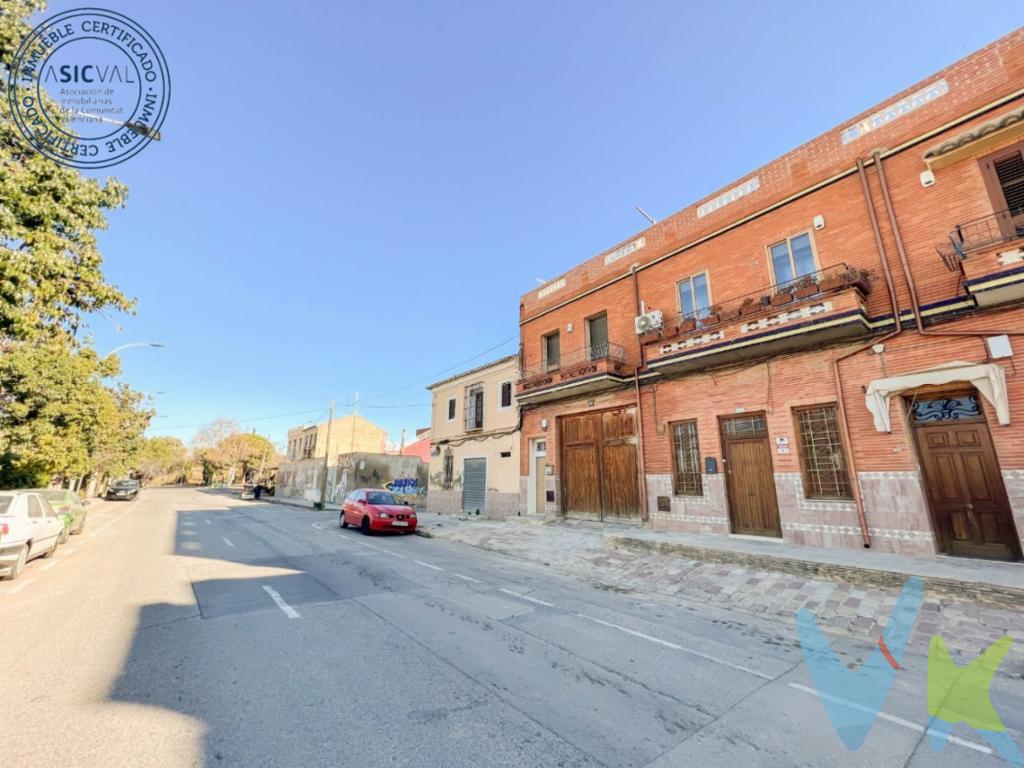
[738,297,763,317]
[793,274,820,299]
[770,287,795,306]
[702,306,723,326]
[819,267,851,293]
[676,315,698,333]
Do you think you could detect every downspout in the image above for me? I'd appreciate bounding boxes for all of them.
[873,150,1024,341]
[828,157,907,548]
[631,264,650,522]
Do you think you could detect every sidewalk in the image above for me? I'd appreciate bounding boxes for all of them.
[417,515,1024,675]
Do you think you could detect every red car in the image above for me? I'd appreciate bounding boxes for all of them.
[340,488,417,535]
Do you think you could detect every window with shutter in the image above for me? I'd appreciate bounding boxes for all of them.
[993,151,1024,215]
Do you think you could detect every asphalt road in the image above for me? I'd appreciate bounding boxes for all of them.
[2,487,1021,767]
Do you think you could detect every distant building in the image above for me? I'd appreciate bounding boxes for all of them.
[285,414,386,461]
[276,451,426,505]
[426,355,520,518]
[401,428,431,462]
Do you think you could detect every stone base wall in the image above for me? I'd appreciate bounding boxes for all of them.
[517,474,562,518]
[646,470,940,558]
[426,488,519,520]
[1004,470,1024,555]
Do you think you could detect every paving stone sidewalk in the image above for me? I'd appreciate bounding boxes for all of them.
[418,515,1024,676]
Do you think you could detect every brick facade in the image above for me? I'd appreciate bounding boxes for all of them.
[517,28,1024,559]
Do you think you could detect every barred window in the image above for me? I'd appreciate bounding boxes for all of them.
[464,384,484,430]
[670,420,703,496]
[442,449,454,490]
[794,404,852,500]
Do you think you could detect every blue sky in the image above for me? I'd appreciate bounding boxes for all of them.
[38,0,1021,449]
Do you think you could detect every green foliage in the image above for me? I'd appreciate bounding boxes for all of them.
[0,0,134,342]
[137,436,189,482]
[0,341,153,487]
[191,422,280,485]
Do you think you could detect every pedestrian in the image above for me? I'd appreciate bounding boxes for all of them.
[254,483,263,500]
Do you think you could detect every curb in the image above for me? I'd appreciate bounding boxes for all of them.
[604,534,1024,609]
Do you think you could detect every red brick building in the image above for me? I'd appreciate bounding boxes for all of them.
[516,28,1024,561]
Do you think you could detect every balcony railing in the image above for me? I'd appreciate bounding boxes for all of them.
[936,207,1024,270]
[662,263,871,336]
[520,342,626,381]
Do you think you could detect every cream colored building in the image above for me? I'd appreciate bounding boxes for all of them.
[426,355,520,518]
[285,414,386,461]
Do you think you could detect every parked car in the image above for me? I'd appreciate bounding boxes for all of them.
[31,488,88,542]
[340,488,417,535]
[240,484,256,500]
[106,479,140,501]
[0,491,63,580]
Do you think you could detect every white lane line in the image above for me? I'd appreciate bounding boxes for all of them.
[9,578,34,594]
[221,537,236,548]
[414,559,443,571]
[578,614,773,680]
[787,683,992,753]
[205,519,212,526]
[452,573,482,583]
[500,588,555,607]
[40,561,58,572]
[262,585,301,619]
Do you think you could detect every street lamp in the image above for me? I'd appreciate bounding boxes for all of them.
[107,341,166,356]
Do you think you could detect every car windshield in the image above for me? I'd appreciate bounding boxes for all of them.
[40,490,69,502]
[366,492,398,506]
[0,495,12,515]
[114,481,138,489]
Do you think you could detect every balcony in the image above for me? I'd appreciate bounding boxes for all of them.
[517,342,636,404]
[644,264,875,375]
[936,208,1024,308]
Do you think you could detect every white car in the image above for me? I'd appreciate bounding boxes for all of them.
[0,491,63,580]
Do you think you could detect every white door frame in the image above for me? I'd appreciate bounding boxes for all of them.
[528,438,547,516]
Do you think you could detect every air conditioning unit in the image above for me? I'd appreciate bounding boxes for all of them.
[634,309,664,335]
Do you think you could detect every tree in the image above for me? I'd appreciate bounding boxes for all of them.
[0,0,134,343]
[137,436,188,483]
[189,421,279,485]
[0,342,153,487]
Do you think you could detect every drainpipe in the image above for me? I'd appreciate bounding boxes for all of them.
[873,150,1024,341]
[827,158,907,548]
[631,264,650,522]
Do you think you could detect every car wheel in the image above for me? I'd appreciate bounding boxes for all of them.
[5,546,28,580]
[73,516,86,535]
[361,517,371,535]
[59,527,69,545]
[340,512,348,529]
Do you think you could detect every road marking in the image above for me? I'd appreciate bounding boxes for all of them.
[262,585,301,619]
[500,588,554,607]
[205,519,212,526]
[577,614,773,680]
[452,573,482,583]
[311,519,336,530]
[40,561,58,571]
[414,559,443,571]
[9,579,33,594]
[787,682,992,754]
[221,537,236,548]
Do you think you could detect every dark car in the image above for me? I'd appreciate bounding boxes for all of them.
[106,479,140,501]
[340,488,417,535]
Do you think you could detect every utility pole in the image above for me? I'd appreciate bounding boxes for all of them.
[319,398,335,506]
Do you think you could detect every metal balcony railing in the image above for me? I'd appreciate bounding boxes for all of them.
[669,263,871,334]
[936,207,1024,270]
[520,342,626,380]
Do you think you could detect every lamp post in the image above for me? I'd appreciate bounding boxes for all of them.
[107,341,166,357]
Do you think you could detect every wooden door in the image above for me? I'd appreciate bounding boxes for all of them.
[561,414,601,516]
[911,394,1020,560]
[600,409,640,519]
[720,413,781,537]
[560,408,640,520]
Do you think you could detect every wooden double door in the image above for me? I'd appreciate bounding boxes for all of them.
[560,408,641,520]
[720,413,782,537]
[911,393,1021,561]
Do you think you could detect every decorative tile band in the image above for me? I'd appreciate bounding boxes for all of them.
[782,521,934,542]
[840,78,948,145]
[741,301,833,333]
[650,512,728,525]
[659,331,724,356]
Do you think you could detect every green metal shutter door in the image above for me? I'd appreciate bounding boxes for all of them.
[462,458,486,514]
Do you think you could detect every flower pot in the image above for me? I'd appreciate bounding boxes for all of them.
[771,291,794,306]
[677,317,698,333]
[794,281,820,299]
